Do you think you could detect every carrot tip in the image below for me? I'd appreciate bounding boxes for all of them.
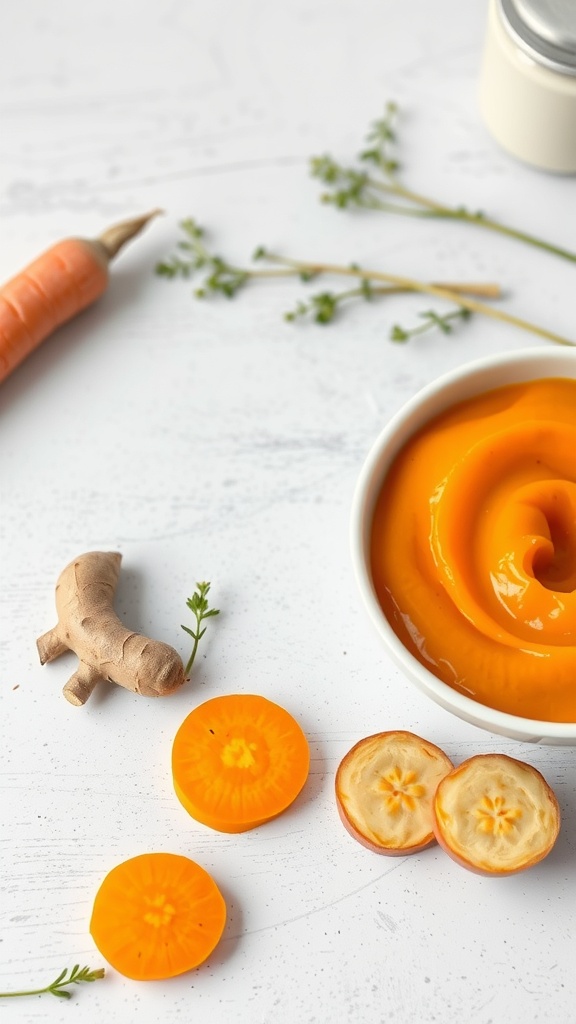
[96,210,164,261]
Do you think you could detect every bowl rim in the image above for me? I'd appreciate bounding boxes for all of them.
[350,346,576,742]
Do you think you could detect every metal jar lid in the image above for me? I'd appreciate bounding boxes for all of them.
[498,0,576,74]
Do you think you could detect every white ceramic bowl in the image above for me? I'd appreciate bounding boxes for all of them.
[350,347,576,744]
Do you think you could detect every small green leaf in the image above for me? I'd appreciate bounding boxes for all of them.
[359,148,381,164]
[86,969,106,982]
[390,324,409,342]
[182,583,220,676]
[0,963,105,1001]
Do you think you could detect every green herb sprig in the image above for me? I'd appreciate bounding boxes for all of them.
[312,101,576,264]
[391,307,472,343]
[0,965,105,1001]
[182,582,220,677]
[157,220,574,346]
[157,219,250,297]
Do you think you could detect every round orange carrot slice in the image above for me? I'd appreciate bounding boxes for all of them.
[335,730,454,855]
[172,693,310,833]
[433,753,561,876]
[89,852,226,980]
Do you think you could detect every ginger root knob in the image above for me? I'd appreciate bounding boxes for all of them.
[37,551,185,706]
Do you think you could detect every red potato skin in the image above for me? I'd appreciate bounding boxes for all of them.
[335,730,454,856]
[431,826,518,877]
[336,796,436,856]
[432,754,561,877]
[432,817,559,877]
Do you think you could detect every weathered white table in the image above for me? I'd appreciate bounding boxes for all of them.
[1,1,575,1021]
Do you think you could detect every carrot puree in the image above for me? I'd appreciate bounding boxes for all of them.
[370,377,576,722]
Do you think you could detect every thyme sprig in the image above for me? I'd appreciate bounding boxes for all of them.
[0,965,105,1001]
[157,220,297,298]
[157,220,575,345]
[312,101,576,264]
[391,308,472,343]
[181,582,220,677]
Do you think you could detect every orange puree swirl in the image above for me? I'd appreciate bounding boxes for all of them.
[370,377,576,722]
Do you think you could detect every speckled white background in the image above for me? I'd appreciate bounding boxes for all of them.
[1,1,576,1021]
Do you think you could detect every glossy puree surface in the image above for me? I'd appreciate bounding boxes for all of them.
[370,378,576,722]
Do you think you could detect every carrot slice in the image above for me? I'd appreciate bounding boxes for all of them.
[433,753,561,875]
[89,852,226,980]
[335,730,454,855]
[172,694,310,833]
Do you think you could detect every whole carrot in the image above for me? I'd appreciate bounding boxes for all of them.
[0,210,161,383]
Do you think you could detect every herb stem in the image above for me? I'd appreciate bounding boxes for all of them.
[198,246,505,302]
[0,986,50,998]
[263,252,502,298]
[263,254,573,346]
[458,212,576,263]
[314,101,576,266]
[184,640,200,678]
[368,178,576,263]
[393,307,471,341]
[431,282,502,298]
[0,966,105,1001]
[208,263,301,281]
[158,218,575,345]
[181,582,220,678]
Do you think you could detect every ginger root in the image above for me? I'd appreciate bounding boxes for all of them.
[37,551,185,706]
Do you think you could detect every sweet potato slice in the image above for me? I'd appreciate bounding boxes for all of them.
[335,730,454,855]
[433,753,561,875]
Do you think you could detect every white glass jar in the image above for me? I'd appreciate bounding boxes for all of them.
[479,0,576,172]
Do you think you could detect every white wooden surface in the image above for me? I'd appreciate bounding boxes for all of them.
[1,1,575,1021]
